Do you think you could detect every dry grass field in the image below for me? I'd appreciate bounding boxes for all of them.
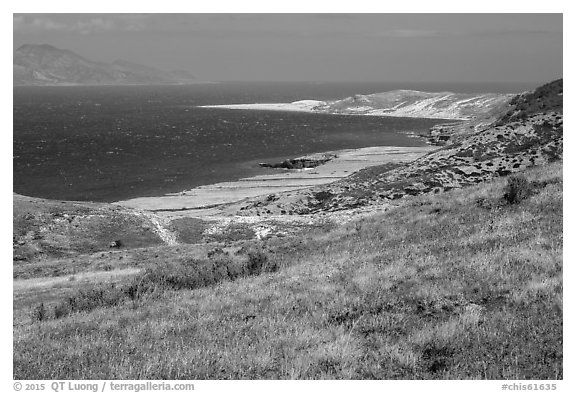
[13,161,562,379]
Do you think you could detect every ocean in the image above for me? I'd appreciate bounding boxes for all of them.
[13,81,536,202]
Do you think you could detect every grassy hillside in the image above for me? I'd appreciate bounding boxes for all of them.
[13,194,169,262]
[14,161,562,379]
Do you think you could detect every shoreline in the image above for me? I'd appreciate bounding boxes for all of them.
[115,145,436,217]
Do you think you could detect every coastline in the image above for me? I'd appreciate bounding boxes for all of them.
[199,100,323,113]
[115,145,436,217]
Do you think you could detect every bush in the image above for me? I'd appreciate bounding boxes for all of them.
[504,175,532,204]
[31,303,46,322]
[32,284,128,321]
[132,261,209,294]
[314,191,334,203]
[246,248,278,273]
[132,255,252,294]
[60,284,125,317]
[35,249,278,321]
[53,302,70,319]
[123,251,277,300]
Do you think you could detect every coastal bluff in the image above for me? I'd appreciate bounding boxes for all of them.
[230,80,562,216]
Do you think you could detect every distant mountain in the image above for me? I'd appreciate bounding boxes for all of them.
[14,44,196,86]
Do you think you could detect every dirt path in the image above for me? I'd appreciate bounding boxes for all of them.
[133,211,179,245]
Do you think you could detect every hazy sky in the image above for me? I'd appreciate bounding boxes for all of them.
[13,13,562,83]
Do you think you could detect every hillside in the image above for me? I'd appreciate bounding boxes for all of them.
[13,44,196,86]
[12,194,173,265]
[230,80,562,216]
[13,79,563,379]
[201,90,513,121]
[427,79,564,145]
[496,79,563,124]
[14,161,562,379]
[315,90,513,120]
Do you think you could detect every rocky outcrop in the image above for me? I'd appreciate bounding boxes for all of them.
[259,153,337,170]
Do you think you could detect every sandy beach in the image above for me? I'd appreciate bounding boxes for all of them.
[199,100,323,113]
[115,145,436,216]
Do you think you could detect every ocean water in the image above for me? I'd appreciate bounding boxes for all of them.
[13,82,535,202]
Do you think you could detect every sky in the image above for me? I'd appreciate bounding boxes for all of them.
[13,13,563,83]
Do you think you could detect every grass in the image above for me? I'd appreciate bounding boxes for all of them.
[27,245,278,321]
[13,162,562,380]
[12,195,166,262]
[168,217,207,243]
[13,242,213,280]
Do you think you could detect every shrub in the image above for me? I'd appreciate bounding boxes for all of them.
[207,247,225,258]
[504,175,532,204]
[133,261,207,294]
[314,191,334,203]
[129,250,274,294]
[30,303,46,322]
[32,284,128,321]
[62,285,125,315]
[36,249,279,321]
[53,302,71,319]
[246,248,278,273]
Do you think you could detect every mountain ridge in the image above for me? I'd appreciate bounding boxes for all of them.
[14,44,197,86]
